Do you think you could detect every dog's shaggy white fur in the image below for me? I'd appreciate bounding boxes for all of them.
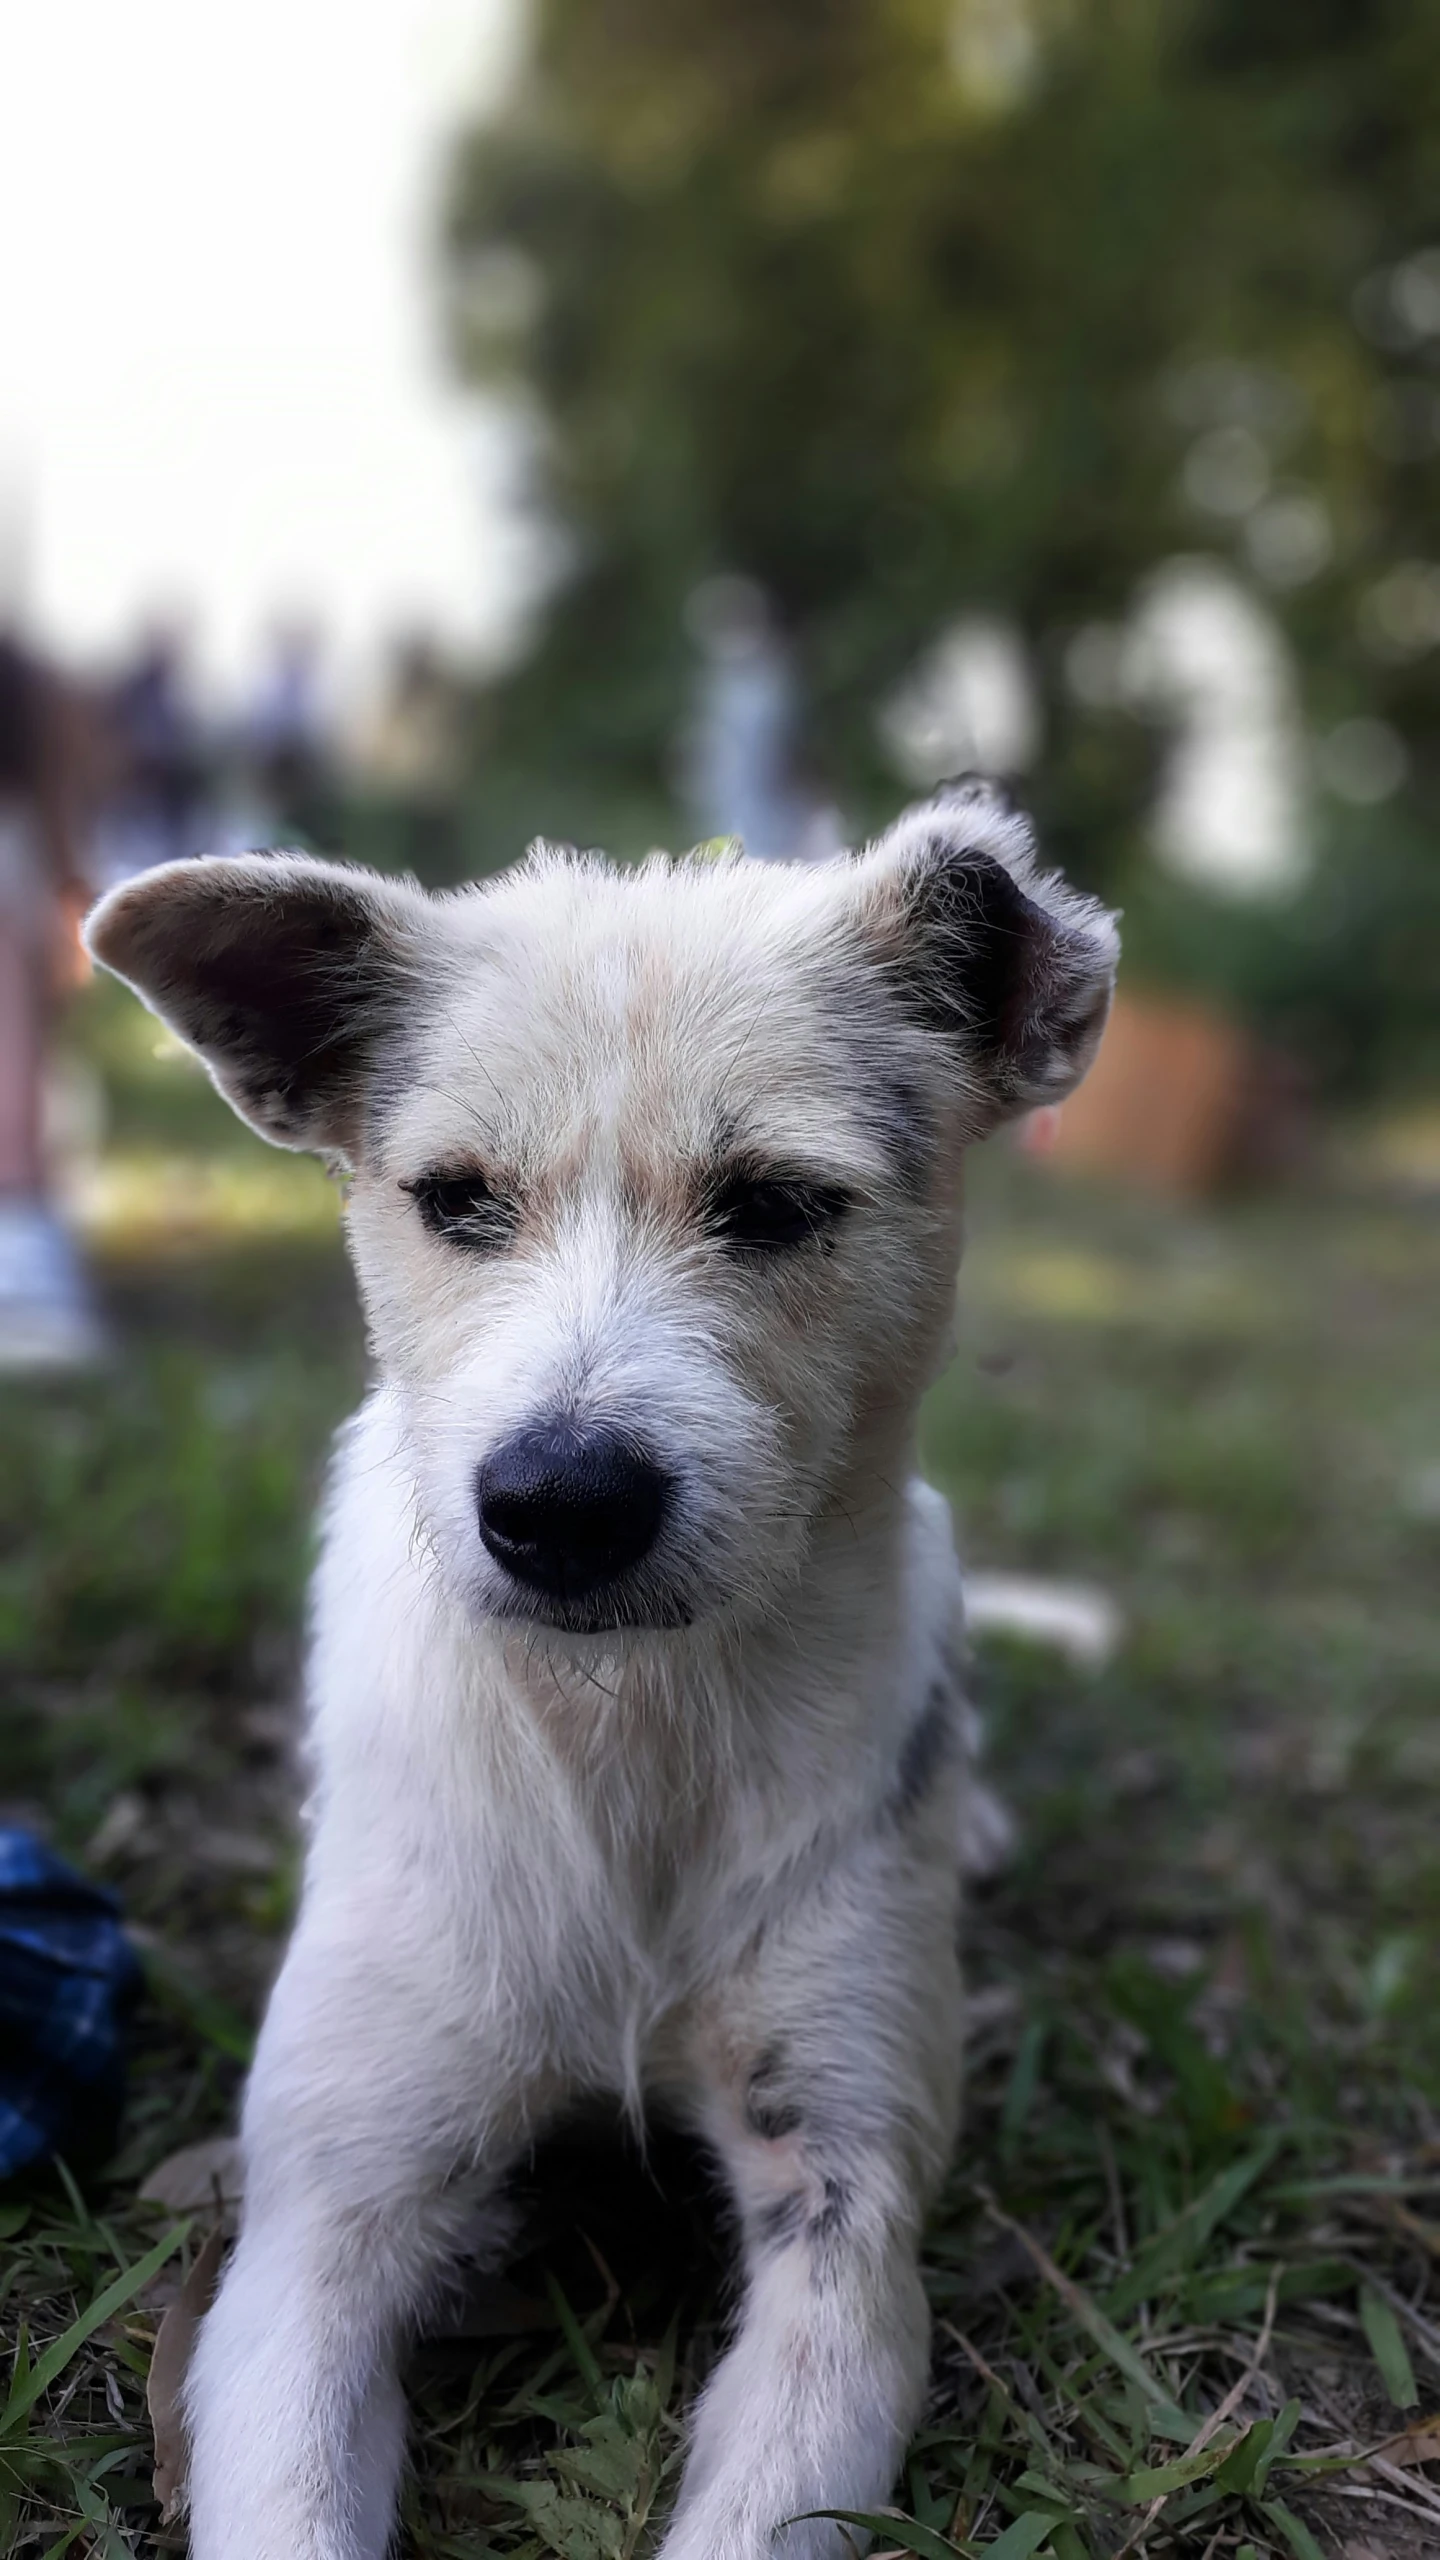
[87,783,1117,2560]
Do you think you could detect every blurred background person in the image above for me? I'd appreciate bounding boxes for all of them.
[351,631,465,878]
[93,622,209,889]
[680,573,843,860]
[242,617,336,851]
[0,618,102,1366]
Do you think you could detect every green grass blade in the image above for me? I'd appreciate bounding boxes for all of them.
[543,2271,606,2399]
[792,2509,975,2559]
[984,2516,1061,2560]
[39,2529,90,2560]
[1009,2473,1076,2511]
[1113,2433,1247,2501]
[1359,2287,1419,2410]
[981,2202,1188,2429]
[1045,2531,1087,2560]
[1051,2290,1186,2429]
[999,2023,1047,2156]
[0,2223,186,2435]
[10,2432,137,2471]
[1214,2418,1273,2495]
[1106,2136,1282,2316]
[1253,2397,1302,2491]
[1260,2500,1327,2560]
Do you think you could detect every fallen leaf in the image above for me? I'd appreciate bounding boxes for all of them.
[139,2135,244,2229]
[1373,2415,1440,2470]
[147,2225,226,2521]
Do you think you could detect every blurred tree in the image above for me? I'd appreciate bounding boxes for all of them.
[445,0,1440,1091]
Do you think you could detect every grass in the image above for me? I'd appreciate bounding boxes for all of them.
[3,983,1440,2555]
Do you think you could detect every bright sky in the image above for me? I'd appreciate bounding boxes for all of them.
[0,0,528,698]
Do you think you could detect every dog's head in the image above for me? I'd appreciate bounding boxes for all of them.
[86,786,1116,1639]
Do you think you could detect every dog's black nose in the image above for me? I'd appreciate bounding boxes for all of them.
[476,1423,667,1603]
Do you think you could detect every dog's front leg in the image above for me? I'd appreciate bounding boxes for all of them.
[661,1887,962,2560]
[183,1919,541,2560]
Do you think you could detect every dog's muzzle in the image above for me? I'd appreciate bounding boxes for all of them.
[475,1421,669,1618]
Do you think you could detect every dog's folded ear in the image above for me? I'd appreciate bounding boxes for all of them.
[84,853,436,1155]
[858,779,1119,1125]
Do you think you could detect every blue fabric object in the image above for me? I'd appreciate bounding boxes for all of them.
[0,1829,142,2180]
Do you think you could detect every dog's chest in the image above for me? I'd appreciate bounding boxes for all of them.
[420,1641,866,2031]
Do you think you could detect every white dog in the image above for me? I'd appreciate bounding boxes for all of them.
[86,783,1116,2560]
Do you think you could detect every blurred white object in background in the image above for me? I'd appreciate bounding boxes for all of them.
[880,615,1039,785]
[682,576,844,861]
[1123,556,1309,899]
[964,1571,1122,1672]
[0,1196,104,1370]
[1,0,534,695]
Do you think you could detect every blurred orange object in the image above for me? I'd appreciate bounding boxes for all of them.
[53,880,94,990]
[1024,991,1255,1196]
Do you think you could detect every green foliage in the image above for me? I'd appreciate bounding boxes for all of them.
[1119,794,1440,1098]
[2,1352,318,1696]
[447,0,1220,838]
[444,0,1440,1086]
[0,2201,188,2556]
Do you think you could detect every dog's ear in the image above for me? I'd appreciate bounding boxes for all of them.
[84,852,437,1155]
[856,778,1119,1125]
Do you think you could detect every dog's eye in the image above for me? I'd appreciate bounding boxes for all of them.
[707,1175,853,1256]
[401,1169,517,1252]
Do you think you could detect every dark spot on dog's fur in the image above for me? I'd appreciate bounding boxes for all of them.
[860,1070,935,1196]
[888,1679,956,1821]
[805,2176,853,2288]
[809,2175,849,2244]
[748,2094,804,2142]
[745,2047,803,2142]
[755,2191,807,2253]
[754,2175,851,2262]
